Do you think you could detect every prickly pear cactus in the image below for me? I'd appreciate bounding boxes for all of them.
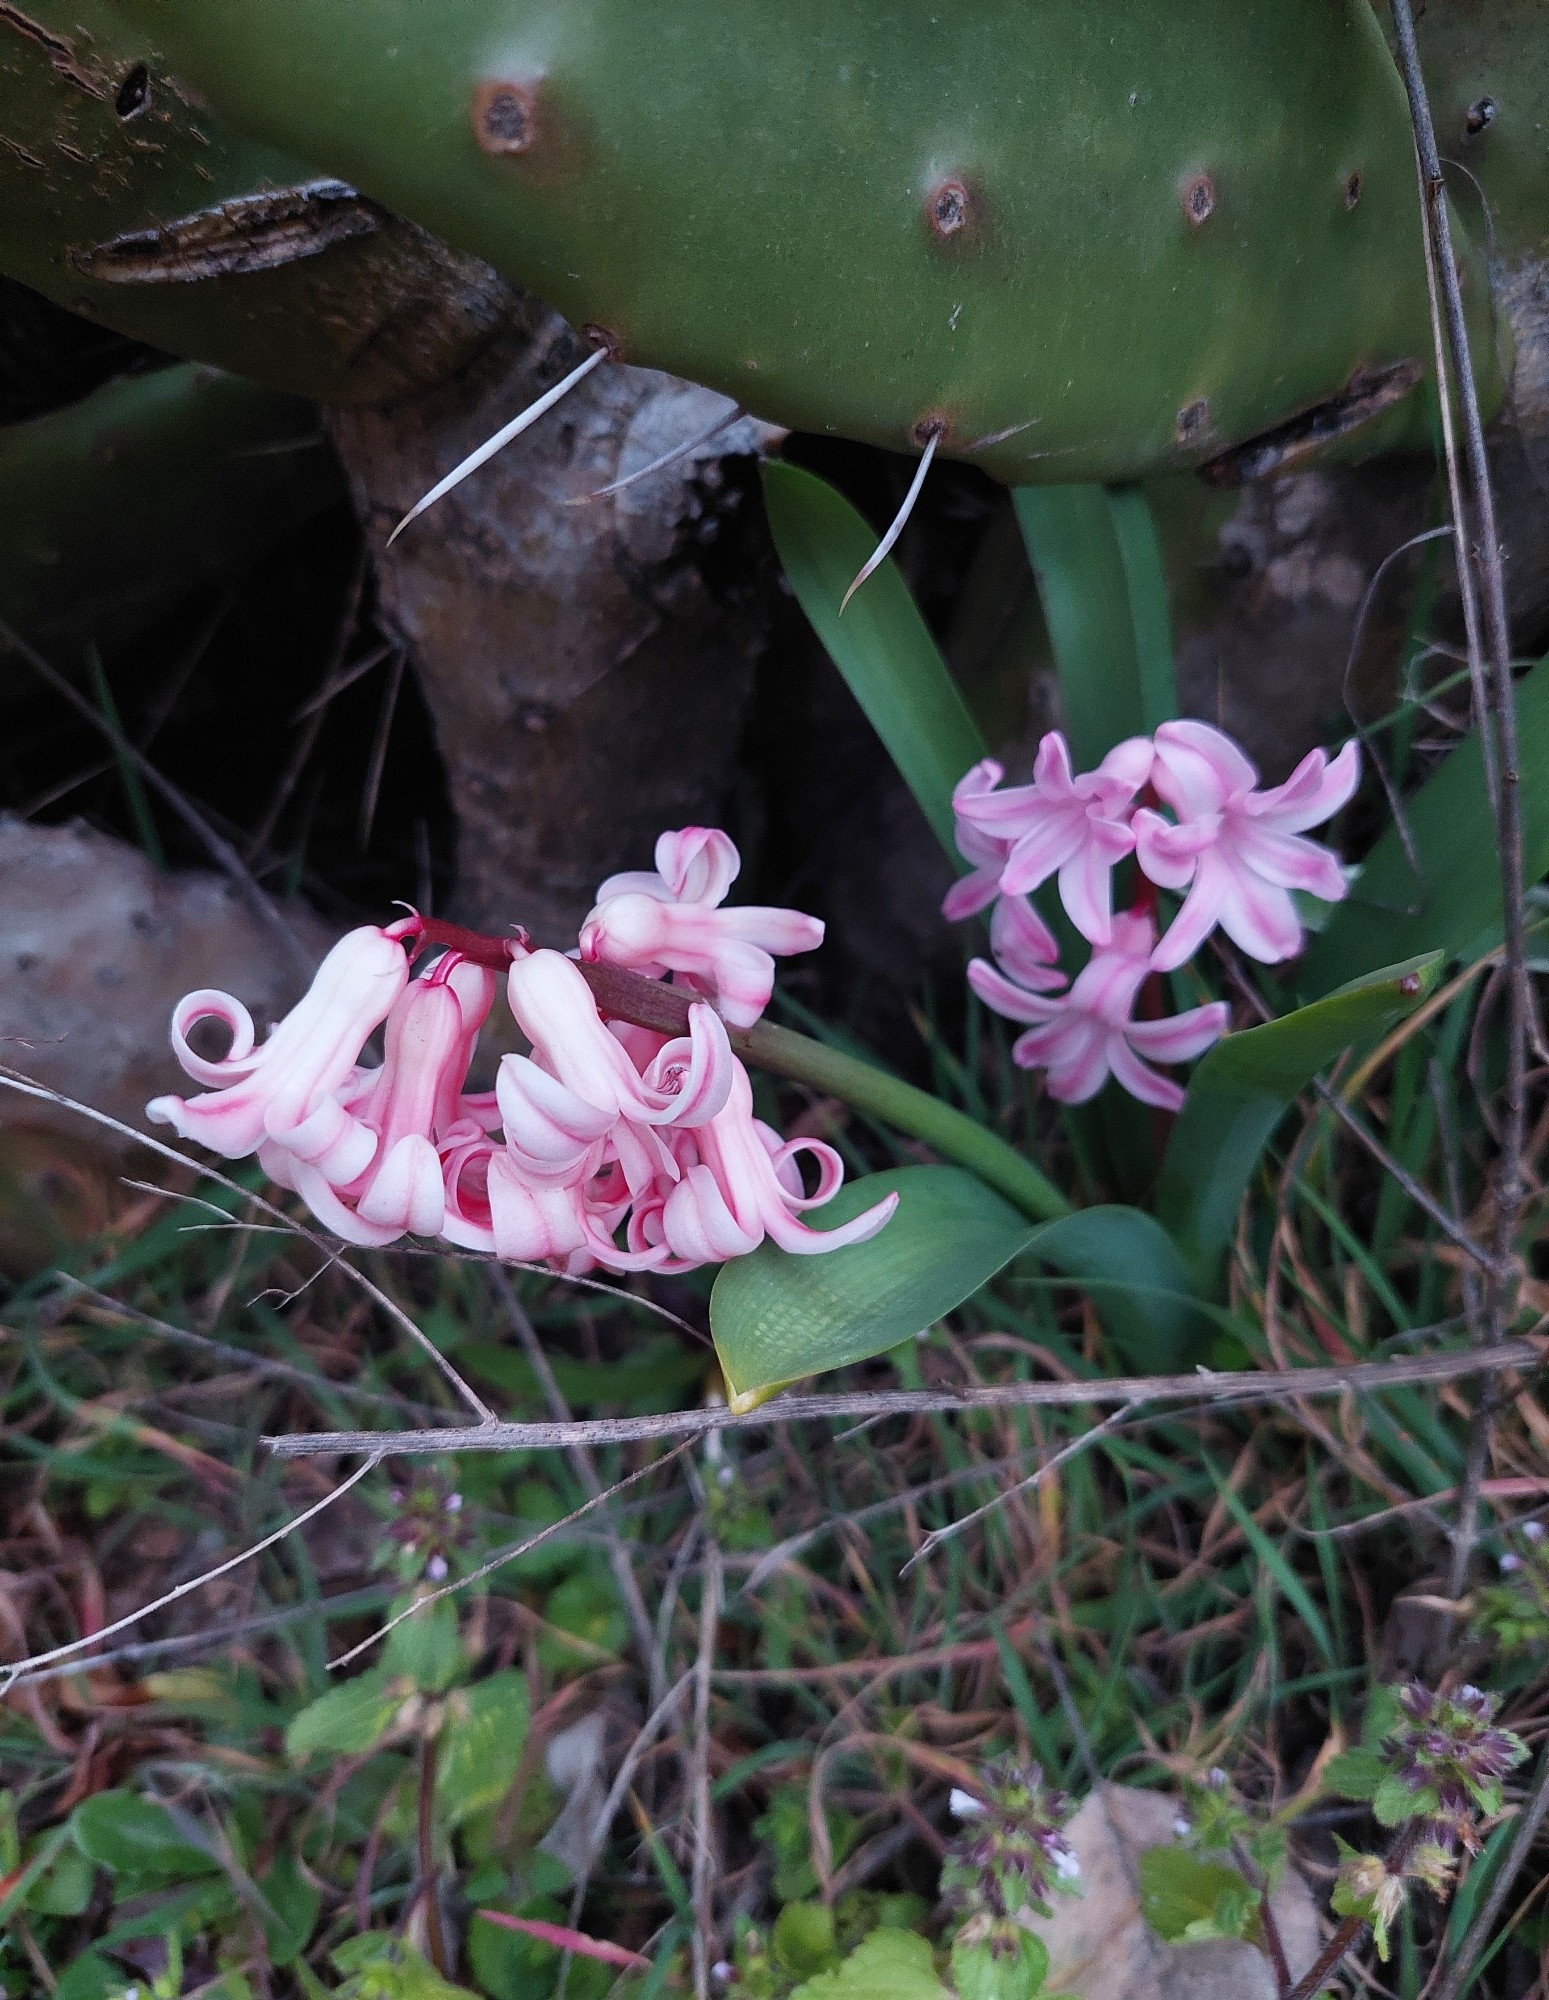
[107,0,1501,482]
[0,0,514,402]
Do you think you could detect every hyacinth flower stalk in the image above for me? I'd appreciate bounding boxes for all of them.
[148,828,902,1275]
[944,720,1359,1110]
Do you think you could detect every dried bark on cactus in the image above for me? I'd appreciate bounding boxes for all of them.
[328,299,780,941]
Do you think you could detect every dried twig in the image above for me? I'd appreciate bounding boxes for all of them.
[261,1338,1542,1458]
[1390,0,1529,1616]
[0,1068,498,1426]
[690,1539,723,2000]
[0,1455,378,1688]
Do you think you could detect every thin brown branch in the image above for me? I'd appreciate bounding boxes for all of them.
[262,1338,1542,1459]
[690,1539,723,2000]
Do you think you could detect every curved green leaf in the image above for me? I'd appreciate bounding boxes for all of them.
[710,1165,1205,1408]
[1300,655,1549,994]
[1013,484,1175,766]
[1157,953,1441,1273]
[762,460,986,858]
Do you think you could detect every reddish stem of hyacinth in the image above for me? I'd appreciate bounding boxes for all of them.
[411,913,701,1039]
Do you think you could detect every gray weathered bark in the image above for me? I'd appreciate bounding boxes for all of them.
[329,299,780,944]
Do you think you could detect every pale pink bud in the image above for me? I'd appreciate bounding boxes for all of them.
[582,825,823,1028]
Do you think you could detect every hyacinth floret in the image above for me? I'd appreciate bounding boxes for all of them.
[146,827,898,1278]
[944,719,1359,1109]
[941,1757,1078,1937]
[1386,1682,1527,1852]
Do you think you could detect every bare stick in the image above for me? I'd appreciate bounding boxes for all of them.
[0,1455,378,1686]
[1391,0,1528,1589]
[690,1539,723,2000]
[565,1672,694,1934]
[263,1337,1541,1458]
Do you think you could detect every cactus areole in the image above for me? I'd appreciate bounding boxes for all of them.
[110,0,1502,483]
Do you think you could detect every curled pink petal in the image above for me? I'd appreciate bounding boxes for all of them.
[496,1054,615,1184]
[580,892,821,1031]
[653,825,741,905]
[148,925,410,1161]
[168,989,259,1086]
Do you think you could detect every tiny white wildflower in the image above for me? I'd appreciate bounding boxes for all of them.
[950,1787,986,1819]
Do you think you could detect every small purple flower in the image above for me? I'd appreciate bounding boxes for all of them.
[941,1757,1078,1924]
[1387,1682,1527,1853]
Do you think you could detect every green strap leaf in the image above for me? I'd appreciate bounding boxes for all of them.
[1157,953,1441,1275]
[762,460,986,858]
[709,1165,1206,1408]
[1013,483,1175,764]
[1300,654,1549,994]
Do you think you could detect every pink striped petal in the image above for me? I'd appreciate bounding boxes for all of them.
[1229,821,1349,899]
[999,812,1084,896]
[1107,1035,1185,1111]
[1216,872,1305,964]
[1251,739,1360,833]
[1151,719,1256,818]
[967,958,1064,1025]
[1149,853,1231,973]
[1094,734,1156,797]
[354,1133,445,1236]
[1133,807,1219,891]
[1126,1000,1231,1064]
[941,866,1002,922]
[1031,730,1078,796]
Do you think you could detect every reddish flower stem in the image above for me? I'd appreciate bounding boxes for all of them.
[412,913,706,1040]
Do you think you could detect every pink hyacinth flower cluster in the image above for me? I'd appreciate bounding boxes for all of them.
[945,720,1359,1111]
[148,828,897,1274]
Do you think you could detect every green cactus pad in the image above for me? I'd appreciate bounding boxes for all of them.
[0,0,512,403]
[109,0,1501,479]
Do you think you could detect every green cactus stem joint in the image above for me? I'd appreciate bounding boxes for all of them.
[97,0,1504,486]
